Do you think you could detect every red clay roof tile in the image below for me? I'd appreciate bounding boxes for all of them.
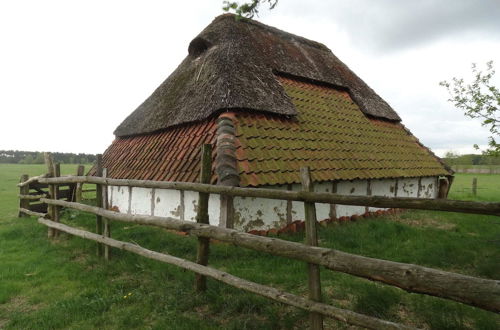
[93,119,217,182]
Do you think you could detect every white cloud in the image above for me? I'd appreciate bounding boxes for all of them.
[0,0,498,156]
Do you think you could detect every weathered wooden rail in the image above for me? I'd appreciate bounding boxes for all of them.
[36,176,500,216]
[17,151,500,329]
[39,197,500,314]
[17,164,91,218]
[37,218,412,329]
[18,177,73,216]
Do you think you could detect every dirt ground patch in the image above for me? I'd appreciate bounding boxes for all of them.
[392,216,456,231]
[0,295,41,314]
[0,295,43,327]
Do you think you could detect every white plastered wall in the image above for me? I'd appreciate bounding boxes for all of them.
[290,182,332,222]
[233,185,289,231]
[130,187,153,215]
[335,180,368,217]
[108,186,220,227]
[153,189,182,218]
[107,176,437,231]
[108,185,130,214]
[397,178,419,197]
[420,177,438,198]
[368,178,397,212]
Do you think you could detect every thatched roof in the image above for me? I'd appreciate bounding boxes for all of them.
[114,14,401,137]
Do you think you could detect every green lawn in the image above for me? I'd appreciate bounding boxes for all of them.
[0,164,92,219]
[449,173,500,201]
[1,164,499,329]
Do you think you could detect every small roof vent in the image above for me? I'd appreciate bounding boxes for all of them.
[188,37,211,57]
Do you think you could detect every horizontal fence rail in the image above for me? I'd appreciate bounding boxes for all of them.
[36,176,500,216]
[40,197,500,313]
[18,194,48,200]
[17,174,47,187]
[38,218,414,330]
[18,208,47,218]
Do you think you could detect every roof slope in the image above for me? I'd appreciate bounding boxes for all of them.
[97,77,450,186]
[235,77,450,186]
[96,119,217,183]
[114,14,400,137]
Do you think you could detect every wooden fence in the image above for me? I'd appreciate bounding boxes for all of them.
[18,163,95,218]
[17,151,500,330]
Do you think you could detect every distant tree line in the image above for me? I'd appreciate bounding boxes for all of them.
[0,150,97,164]
[443,152,500,166]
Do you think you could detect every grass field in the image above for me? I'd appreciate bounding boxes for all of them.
[448,173,500,201]
[1,164,499,329]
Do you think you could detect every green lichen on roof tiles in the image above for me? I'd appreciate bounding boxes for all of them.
[235,77,450,187]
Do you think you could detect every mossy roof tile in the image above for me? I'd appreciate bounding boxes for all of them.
[235,77,450,186]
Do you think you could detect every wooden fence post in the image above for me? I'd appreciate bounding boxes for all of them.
[195,144,212,292]
[95,154,104,256]
[300,167,324,330]
[472,177,477,197]
[102,168,111,260]
[74,165,85,202]
[53,163,61,237]
[18,174,29,217]
[44,153,59,238]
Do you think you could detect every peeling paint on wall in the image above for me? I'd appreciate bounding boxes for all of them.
[420,177,437,198]
[184,190,199,222]
[107,177,437,232]
[109,186,128,215]
[234,186,288,231]
[398,178,418,197]
[153,189,180,218]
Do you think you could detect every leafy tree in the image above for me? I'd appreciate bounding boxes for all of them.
[223,0,278,18]
[440,61,500,156]
[33,152,45,164]
[442,152,500,166]
[443,151,459,166]
[0,150,96,164]
[19,154,34,164]
[444,151,459,159]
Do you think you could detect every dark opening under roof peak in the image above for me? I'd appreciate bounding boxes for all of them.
[188,37,212,57]
[114,14,401,137]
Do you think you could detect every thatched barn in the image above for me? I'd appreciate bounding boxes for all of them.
[95,14,452,231]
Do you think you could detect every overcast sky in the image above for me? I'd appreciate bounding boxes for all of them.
[1,0,499,156]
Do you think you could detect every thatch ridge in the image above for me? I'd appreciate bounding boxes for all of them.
[115,14,400,137]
